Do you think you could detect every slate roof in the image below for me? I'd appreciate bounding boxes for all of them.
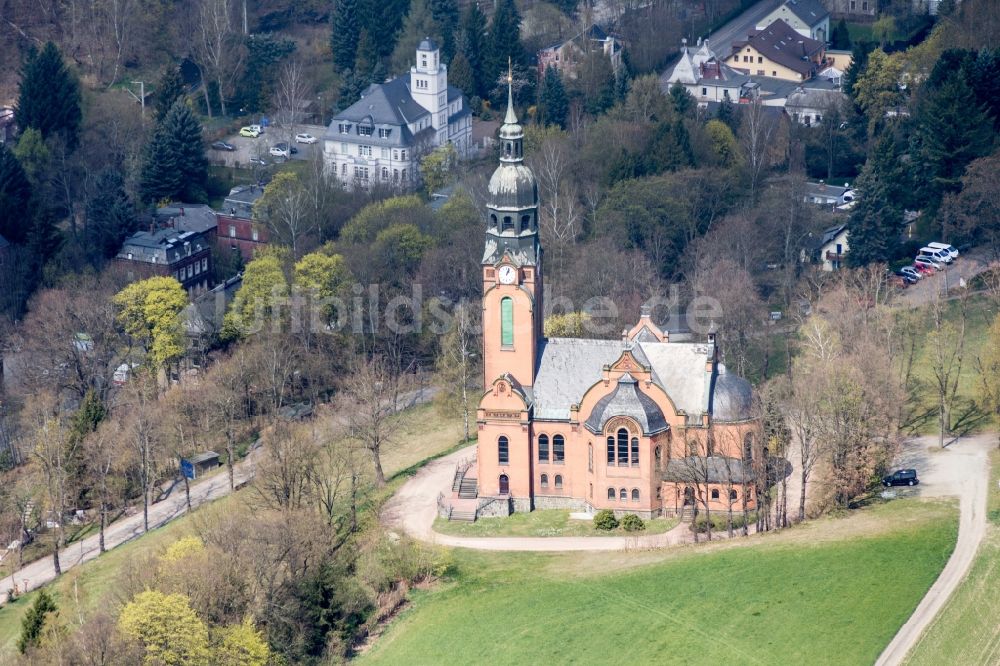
[785,88,848,111]
[663,457,753,483]
[118,227,210,265]
[184,273,242,337]
[531,338,717,422]
[737,20,824,76]
[156,204,217,234]
[222,185,265,219]
[783,0,830,26]
[584,373,669,435]
[709,367,755,422]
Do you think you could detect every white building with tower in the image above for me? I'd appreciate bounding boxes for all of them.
[323,38,472,189]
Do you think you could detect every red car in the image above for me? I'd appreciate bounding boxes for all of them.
[912,262,937,276]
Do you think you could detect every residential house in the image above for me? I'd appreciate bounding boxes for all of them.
[323,38,472,189]
[785,87,849,125]
[804,223,849,271]
[184,273,242,356]
[824,0,876,19]
[216,184,268,261]
[538,25,623,78]
[803,181,857,206]
[825,49,853,72]
[756,0,831,42]
[115,209,215,294]
[728,19,827,82]
[663,39,751,104]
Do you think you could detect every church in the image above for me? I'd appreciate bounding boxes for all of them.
[466,80,763,521]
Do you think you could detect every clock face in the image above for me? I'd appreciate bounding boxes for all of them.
[498,265,517,285]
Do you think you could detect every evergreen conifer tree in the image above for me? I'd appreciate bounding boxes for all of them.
[831,19,851,50]
[391,0,439,73]
[449,51,476,98]
[17,589,57,654]
[914,71,992,209]
[843,41,874,99]
[354,28,380,80]
[485,0,526,95]
[26,206,63,265]
[86,169,136,262]
[648,117,693,173]
[459,3,487,96]
[331,0,361,72]
[154,66,186,123]
[669,82,693,117]
[15,42,82,152]
[0,143,32,244]
[139,102,208,204]
[538,67,568,128]
[848,132,902,267]
[429,0,460,61]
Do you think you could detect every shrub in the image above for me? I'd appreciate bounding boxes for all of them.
[690,511,759,534]
[593,510,619,531]
[621,514,645,532]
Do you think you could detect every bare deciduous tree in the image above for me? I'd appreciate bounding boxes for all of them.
[739,96,778,204]
[343,355,401,487]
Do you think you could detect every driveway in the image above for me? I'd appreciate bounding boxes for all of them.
[208,123,326,169]
[874,433,994,666]
[384,445,738,552]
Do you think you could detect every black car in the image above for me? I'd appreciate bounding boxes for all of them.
[211,141,236,151]
[883,469,919,487]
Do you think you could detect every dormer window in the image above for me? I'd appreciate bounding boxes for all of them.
[358,124,373,136]
[378,128,391,138]
[338,123,351,134]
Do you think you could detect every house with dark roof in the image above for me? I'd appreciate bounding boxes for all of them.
[114,210,215,294]
[728,19,827,82]
[756,0,830,42]
[663,39,753,104]
[323,38,471,189]
[537,24,623,78]
[785,87,849,125]
[216,185,269,261]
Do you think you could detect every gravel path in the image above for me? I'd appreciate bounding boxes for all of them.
[383,445,740,552]
[875,433,994,666]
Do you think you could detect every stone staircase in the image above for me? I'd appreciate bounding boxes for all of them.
[458,477,478,499]
[449,509,477,522]
[679,506,695,522]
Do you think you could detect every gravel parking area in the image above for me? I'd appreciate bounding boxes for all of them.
[207,123,326,169]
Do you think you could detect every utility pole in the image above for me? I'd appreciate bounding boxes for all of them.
[243,0,248,35]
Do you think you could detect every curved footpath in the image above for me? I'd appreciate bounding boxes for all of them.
[875,435,992,666]
[384,445,696,552]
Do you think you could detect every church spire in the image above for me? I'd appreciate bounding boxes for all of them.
[504,57,518,126]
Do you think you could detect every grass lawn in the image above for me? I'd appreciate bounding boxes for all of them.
[433,510,679,538]
[362,499,958,665]
[904,295,998,435]
[381,403,469,477]
[905,450,1000,665]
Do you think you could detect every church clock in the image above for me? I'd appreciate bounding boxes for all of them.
[498,265,517,285]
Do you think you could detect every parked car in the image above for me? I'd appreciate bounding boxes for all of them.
[927,242,959,260]
[914,256,943,272]
[898,266,922,281]
[211,141,236,151]
[883,469,919,487]
[239,126,260,138]
[269,144,289,158]
[889,274,910,288]
[296,133,318,144]
[918,246,953,264]
[249,124,264,134]
[248,157,267,167]
[894,272,918,285]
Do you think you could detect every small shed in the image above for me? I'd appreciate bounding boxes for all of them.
[180,451,220,479]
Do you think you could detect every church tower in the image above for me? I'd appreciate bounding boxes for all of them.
[481,70,542,389]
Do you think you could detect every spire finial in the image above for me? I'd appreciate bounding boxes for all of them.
[504,57,518,125]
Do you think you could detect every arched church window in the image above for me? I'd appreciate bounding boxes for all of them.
[711,489,720,500]
[654,446,662,471]
[538,434,549,462]
[553,435,565,462]
[730,489,738,501]
[607,487,615,500]
[619,488,627,501]
[520,214,530,231]
[502,216,513,231]
[498,436,509,464]
[505,141,513,157]
[606,436,614,465]
[617,429,629,466]
[500,297,513,347]
[540,473,548,488]
[631,488,639,502]
[743,433,754,462]
[554,475,563,489]
[630,437,639,466]
[490,213,498,228]
[588,443,593,471]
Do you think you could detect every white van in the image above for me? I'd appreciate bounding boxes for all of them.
[918,247,953,264]
[927,242,959,260]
